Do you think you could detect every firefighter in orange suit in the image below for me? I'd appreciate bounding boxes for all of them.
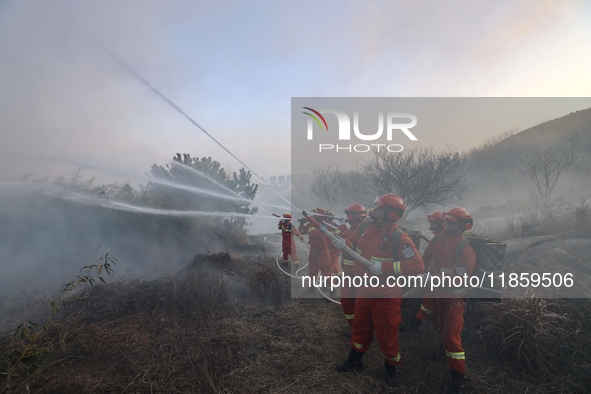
[298,208,333,280]
[413,212,446,327]
[332,195,424,388]
[335,203,367,328]
[422,207,475,394]
[278,213,304,265]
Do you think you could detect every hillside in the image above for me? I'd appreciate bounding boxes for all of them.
[465,107,591,207]
[497,107,591,150]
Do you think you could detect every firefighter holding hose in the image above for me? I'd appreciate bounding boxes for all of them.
[278,213,304,266]
[331,194,424,388]
[298,208,333,287]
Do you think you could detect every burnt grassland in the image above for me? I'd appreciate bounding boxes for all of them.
[2,205,591,393]
[2,252,590,393]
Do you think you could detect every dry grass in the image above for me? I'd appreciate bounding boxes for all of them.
[509,202,591,239]
[479,298,591,375]
[472,202,591,392]
[1,249,591,393]
[478,200,591,241]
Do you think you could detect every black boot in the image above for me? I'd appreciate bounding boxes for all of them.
[446,370,466,394]
[384,361,399,388]
[335,349,364,372]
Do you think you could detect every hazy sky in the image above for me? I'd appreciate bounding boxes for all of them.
[1,0,590,184]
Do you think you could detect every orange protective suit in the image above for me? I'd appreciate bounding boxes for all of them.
[329,244,341,275]
[345,220,424,366]
[278,219,301,264]
[328,221,342,275]
[415,227,445,323]
[336,223,357,326]
[299,222,332,278]
[420,233,476,374]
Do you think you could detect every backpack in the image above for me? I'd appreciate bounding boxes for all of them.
[399,225,423,251]
[355,219,422,259]
[431,232,506,300]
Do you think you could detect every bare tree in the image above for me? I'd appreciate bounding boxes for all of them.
[364,147,468,214]
[519,137,579,201]
[308,147,468,214]
[309,164,343,204]
[309,163,371,206]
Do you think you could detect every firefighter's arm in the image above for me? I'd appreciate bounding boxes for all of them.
[338,229,355,270]
[307,227,322,238]
[291,226,304,241]
[343,226,359,251]
[300,216,324,238]
[382,234,424,276]
[298,222,309,235]
[333,226,356,251]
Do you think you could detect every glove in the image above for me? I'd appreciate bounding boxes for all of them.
[299,235,304,241]
[369,262,384,276]
[332,238,346,251]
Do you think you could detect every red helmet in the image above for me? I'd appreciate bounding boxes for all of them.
[345,202,366,222]
[427,212,445,224]
[374,194,405,221]
[282,213,291,219]
[311,207,328,221]
[345,202,366,215]
[443,207,473,230]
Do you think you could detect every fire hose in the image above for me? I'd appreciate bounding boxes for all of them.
[266,235,340,304]
[271,213,346,304]
[273,212,430,301]
[302,211,374,269]
[302,211,431,299]
[274,213,345,222]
